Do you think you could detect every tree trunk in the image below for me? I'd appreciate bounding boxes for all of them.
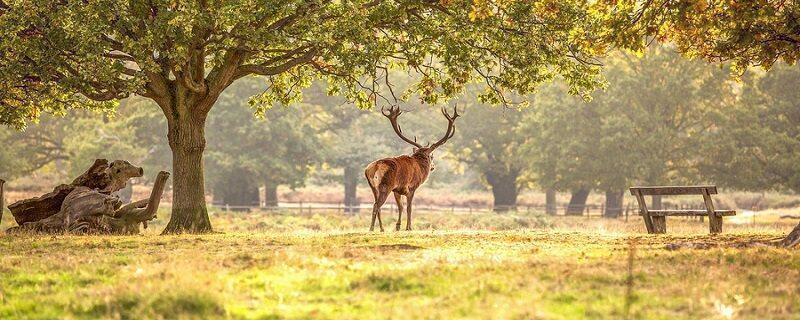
[652,195,662,210]
[343,166,359,213]
[213,168,259,211]
[545,189,556,215]
[163,115,212,234]
[486,170,519,212]
[604,190,624,218]
[263,180,278,208]
[566,188,590,215]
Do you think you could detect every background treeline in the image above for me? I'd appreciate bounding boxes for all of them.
[2,47,799,214]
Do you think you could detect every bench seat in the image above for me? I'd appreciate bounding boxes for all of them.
[630,185,734,234]
[638,209,736,217]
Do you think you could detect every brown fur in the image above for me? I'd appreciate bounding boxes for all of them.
[365,148,434,232]
[366,152,431,196]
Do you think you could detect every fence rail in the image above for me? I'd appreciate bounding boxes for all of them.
[211,201,652,218]
[209,201,735,223]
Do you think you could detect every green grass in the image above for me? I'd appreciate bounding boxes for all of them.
[0,209,798,319]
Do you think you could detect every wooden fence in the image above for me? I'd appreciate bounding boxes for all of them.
[211,200,635,217]
[209,200,732,223]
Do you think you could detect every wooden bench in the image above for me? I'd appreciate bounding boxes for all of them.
[629,186,735,234]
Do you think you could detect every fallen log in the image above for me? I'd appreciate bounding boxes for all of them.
[10,171,170,235]
[8,159,144,224]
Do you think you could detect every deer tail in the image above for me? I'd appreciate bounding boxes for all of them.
[365,162,385,198]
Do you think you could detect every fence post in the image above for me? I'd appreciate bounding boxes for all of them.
[624,203,629,222]
[0,179,5,224]
[299,201,303,214]
[700,205,704,222]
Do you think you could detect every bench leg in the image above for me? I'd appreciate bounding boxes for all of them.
[709,215,722,234]
[652,216,666,234]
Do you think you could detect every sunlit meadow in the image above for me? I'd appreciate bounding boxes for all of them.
[1,209,798,319]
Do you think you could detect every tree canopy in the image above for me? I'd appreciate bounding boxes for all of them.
[0,0,623,233]
[622,0,800,71]
[0,0,612,127]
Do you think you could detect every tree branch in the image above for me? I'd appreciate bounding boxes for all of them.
[234,47,317,78]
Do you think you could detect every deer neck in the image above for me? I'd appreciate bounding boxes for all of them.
[412,152,432,178]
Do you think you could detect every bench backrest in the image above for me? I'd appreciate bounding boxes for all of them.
[629,185,717,196]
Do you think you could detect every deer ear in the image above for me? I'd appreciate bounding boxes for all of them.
[412,147,418,153]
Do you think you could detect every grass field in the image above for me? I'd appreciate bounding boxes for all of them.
[1,209,799,319]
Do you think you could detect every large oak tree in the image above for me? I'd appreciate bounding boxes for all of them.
[0,0,614,233]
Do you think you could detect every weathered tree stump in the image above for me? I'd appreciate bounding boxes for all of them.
[6,159,169,235]
[8,159,144,224]
[781,223,800,248]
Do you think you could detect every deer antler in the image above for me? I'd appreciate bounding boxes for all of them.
[382,105,424,148]
[428,105,460,151]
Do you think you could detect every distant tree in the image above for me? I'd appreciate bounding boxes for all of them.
[122,98,172,178]
[321,110,390,212]
[704,64,800,196]
[1,1,615,233]
[718,64,800,247]
[300,83,375,213]
[609,47,731,209]
[452,103,528,212]
[206,78,322,208]
[523,47,732,217]
[63,117,147,178]
[522,85,604,215]
[0,115,70,180]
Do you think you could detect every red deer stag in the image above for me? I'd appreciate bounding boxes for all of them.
[365,105,459,232]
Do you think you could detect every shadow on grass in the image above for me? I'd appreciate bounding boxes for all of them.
[84,291,225,319]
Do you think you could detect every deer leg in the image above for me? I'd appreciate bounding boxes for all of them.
[371,190,389,232]
[406,191,415,231]
[369,206,377,232]
[394,192,404,231]
[369,192,380,232]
